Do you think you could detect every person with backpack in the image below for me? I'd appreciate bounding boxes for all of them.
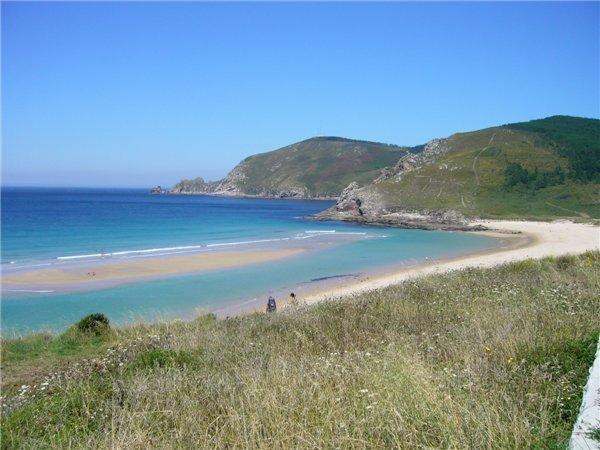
[266,295,277,313]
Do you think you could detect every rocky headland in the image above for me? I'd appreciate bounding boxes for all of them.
[314,138,488,231]
[161,116,599,228]
[314,181,487,231]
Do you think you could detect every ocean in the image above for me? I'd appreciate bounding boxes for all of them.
[1,187,498,336]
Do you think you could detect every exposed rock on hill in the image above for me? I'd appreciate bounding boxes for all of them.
[375,138,449,183]
[315,182,478,231]
[170,177,220,194]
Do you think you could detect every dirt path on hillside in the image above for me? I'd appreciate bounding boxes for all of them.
[472,133,496,186]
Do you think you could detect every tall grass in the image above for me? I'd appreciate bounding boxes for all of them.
[2,252,599,448]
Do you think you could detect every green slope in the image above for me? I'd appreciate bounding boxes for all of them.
[232,137,414,197]
[374,116,599,219]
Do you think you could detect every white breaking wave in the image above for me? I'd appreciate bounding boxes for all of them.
[305,230,336,233]
[5,289,55,293]
[8,262,53,269]
[56,244,209,260]
[51,230,369,262]
[305,230,367,236]
[206,237,291,248]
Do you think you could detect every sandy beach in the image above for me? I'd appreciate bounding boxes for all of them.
[3,219,598,314]
[2,249,303,290]
[299,220,599,306]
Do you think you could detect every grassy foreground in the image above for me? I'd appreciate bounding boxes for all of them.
[2,252,599,448]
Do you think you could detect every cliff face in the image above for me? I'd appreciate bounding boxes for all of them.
[169,137,415,199]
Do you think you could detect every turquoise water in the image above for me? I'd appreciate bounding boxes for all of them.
[1,188,497,336]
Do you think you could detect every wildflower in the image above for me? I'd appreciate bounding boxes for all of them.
[359,389,369,394]
[484,347,492,353]
[507,357,514,364]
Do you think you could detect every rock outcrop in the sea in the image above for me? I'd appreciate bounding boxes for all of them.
[316,180,484,231]
[150,185,166,194]
[313,136,489,230]
[333,182,386,216]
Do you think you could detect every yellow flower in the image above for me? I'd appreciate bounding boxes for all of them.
[484,347,492,353]
[507,357,514,364]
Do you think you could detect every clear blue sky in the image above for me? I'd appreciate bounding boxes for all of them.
[2,2,599,188]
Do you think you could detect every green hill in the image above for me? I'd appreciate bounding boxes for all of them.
[324,116,600,221]
[171,137,417,198]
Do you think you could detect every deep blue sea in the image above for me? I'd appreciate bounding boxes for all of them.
[1,188,498,336]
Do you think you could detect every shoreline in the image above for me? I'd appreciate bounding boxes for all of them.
[213,219,597,317]
[2,219,597,336]
[158,192,339,201]
[298,219,597,306]
[211,225,527,317]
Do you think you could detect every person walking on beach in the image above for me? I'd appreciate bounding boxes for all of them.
[266,296,277,313]
[289,292,298,305]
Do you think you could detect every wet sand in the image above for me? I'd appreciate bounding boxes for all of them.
[2,249,303,291]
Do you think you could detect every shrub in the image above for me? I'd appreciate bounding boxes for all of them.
[503,163,565,190]
[555,254,578,270]
[76,313,110,335]
[509,258,540,273]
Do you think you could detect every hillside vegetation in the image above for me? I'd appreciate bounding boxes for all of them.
[365,116,599,220]
[2,252,599,448]
[506,115,600,182]
[171,137,416,198]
